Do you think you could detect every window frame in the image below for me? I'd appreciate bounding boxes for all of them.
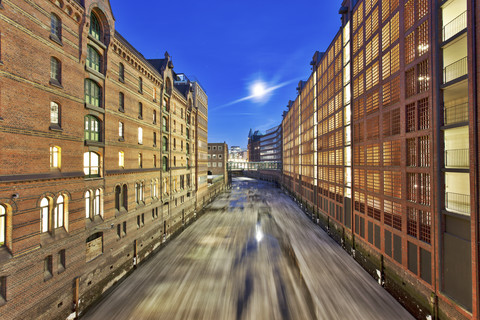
[85,79,101,108]
[86,45,101,73]
[83,151,100,177]
[84,115,100,142]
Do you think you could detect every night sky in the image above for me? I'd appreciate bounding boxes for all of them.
[112,0,342,148]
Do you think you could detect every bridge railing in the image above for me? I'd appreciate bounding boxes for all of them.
[227,161,282,171]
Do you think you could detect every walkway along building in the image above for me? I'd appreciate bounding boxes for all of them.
[0,0,221,319]
[281,0,480,319]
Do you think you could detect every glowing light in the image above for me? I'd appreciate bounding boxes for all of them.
[251,82,267,99]
[255,224,264,242]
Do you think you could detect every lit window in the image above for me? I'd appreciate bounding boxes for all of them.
[119,63,124,82]
[87,45,101,72]
[54,195,64,229]
[0,205,6,246]
[89,13,101,41]
[85,191,91,218]
[50,102,60,126]
[119,122,124,139]
[85,79,101,107]
[84,115,100,141]
[135,182,144,203]
[40,197,50,233]
[50,57,61,84]
[138,153,142,168]
[50,14,61,40]
[119,151,124,167]
[93,189,101,216]
[83,152,100,177]
[138,127,143,144]
[50,146,61,168]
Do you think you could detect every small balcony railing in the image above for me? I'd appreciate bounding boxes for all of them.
[444,102,468,125]
[445,149,469,168]
[444,57,467,84]
[443,11,467,42]
[445,192,470,215]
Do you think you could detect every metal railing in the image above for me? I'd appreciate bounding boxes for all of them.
[445,149,469,168]
[445,192,470,215]
[444,102,468,125]
[443,11,467,42]
[444,57,467,84]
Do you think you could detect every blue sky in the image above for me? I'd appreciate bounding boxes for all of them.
[112,0,342,148]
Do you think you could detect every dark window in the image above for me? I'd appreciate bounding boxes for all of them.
[115,186,121,211]
[50,14,61,40]
[57,249,66,273]
[153,110,157,124]
[122,221,127,235]
[138,102,143,119]
[138,77,143,93]
[119,92,124,111]
[162,136,168,152]
[44,255,53,280]
[119,63,124,82]
[163,156,168,171]
[122,185,128,210]
[153,132,157,147]
[85,79,101,107]
[84,115,100,141]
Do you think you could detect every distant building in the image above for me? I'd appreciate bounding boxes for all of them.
[208,142,228,177]
[247,129,263,162]
[259,125,282,165]
[229,146,248,163]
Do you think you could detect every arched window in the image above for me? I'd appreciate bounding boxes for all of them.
[163,98,168,112]
[85,79,101,107]
[122,184,128,210]
[50,102,60,126]
[83,152,100,177]
[162,136,168,152]
[115,186,121,211]
[50,146,61,168]
[162,156,168,171]
[162,117,168,132]
[138,153,143,168]
[138,77,143,93]
[135,183,144,204]
[50,13,61,40]
[119,151,124,167]
[87,45,101,73]
[138,127,143,144]
[93,189,101,216]
[84,115,100,141]
[40,197,50,233]
[50,57,61,84]
[0,205,6,246]
[85,190,91,218]
[89,13,101,41]
[54,195,64,228]
[119,63,125,82]
[119,92,124,111]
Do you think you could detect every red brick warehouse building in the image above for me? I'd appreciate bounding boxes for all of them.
[281,0,480,319]
[0,0,219,319]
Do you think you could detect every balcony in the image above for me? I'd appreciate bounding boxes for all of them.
[445,149,469,168]
[445,192,470,215]
[443,11,467,42]
[444,57,467,84]
[444,102,468,125]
